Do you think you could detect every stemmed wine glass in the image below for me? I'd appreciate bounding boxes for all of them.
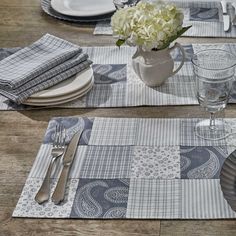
[191,49,236,140]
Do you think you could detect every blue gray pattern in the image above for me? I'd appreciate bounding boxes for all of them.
[190,8,219,22]
[170,45,194,62]
[80,145,132,178]
[70,179,129,218]
[13,117,236,219]
[43,117,94,145]
[180,146,228,179]
[93,64,126,84]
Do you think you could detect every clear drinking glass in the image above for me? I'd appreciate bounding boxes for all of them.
[113,0,140,9]
[192,49,236,140]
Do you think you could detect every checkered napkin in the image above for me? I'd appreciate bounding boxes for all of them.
[0,34,92,104]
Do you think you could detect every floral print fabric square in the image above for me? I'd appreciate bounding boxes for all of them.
[131,146,180,179]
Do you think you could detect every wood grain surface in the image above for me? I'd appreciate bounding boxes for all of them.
[0,1,236,235]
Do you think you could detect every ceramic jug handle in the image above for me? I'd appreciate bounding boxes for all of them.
[169,42,186,76]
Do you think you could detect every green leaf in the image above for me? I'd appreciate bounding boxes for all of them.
[159,25,192,50]
[116,39,125,48]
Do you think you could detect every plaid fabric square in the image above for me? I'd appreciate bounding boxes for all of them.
[180,119,227,146]
[80,146,132,178]
[70,179,129,218]
[83,46,135,64]
[131,146,180,179]
[93,64,126,84]
[89,118,137,145]
[181,179,236,219]
[126,179,181,219]
[13,178,79,218]
[136,118,181,146]
[180,146,228,179]
[86,84,126,107]
[126,82,197,107]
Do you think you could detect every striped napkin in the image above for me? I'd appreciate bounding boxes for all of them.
[0,34,92,104]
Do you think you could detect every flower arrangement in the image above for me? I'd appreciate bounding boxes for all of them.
[111,1,191,51]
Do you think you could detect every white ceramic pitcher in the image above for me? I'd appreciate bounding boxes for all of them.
[132,42,186,87]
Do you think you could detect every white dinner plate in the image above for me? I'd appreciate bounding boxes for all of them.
[23,77,94,106]
[51,0,116,17]
[30,66,93,99]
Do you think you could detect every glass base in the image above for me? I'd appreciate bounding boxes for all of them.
[194,119,232,140]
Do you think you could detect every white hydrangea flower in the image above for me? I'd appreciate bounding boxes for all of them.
[111,1,189,51]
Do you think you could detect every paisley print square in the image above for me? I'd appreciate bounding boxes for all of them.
[43,117,94,145]
[170,45,194,62]
[80,146,132,178]
[70,179,129,218]
[92,64,126,84]
[131,146,180,179]
[190,8,219,22]
[180,146,228,179]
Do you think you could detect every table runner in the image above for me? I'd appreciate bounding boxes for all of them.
[94,0,236,37]
[13,116,236,219]
[1,43,236,110]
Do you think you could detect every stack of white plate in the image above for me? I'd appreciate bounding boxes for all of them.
[51,0,116,19]
[23,67,94,106]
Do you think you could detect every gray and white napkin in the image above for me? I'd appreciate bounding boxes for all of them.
[0,34,92,103]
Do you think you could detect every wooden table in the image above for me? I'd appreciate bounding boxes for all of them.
[0,1,236,235]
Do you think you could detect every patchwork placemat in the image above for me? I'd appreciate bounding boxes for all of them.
[13,117,236,219]
[94,0,236,37]
[1,43,236,110]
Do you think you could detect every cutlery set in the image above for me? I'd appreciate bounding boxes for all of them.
[221,1,236,31]
[35,125,82,205]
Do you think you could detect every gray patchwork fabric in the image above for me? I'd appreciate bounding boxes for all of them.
[13,117,236,219]
[70,179,129,218]
[180,146,228,179]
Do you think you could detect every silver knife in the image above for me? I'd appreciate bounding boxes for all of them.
[52,129,83,204]
[221,1,230,31]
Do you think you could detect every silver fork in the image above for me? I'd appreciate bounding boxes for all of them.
[35,124,66,204]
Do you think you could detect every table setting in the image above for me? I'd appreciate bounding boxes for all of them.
[1,0,236,234]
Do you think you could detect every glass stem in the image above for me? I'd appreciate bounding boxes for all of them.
[209,112,216,131]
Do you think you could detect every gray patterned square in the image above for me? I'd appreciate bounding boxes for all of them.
[43,117,94,145]
[136,118,180,146]
[92,64,126,84]
[181,179,236,218]
[180,119,227,146]
[70,179,129,218]
[131,146,180,179]
[190,8,219,22]
[86,83,126,107]
[89,117,137,145]
[80,146,132,178]
[170,44,194,62]
[126,179,181,218]
[180,146,228,179]
[13,178,79,218]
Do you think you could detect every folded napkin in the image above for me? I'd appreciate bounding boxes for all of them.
[0,34,92,103]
